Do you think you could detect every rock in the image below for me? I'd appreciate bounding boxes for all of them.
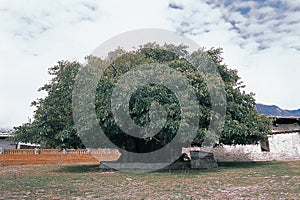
[190,151,218,169]
[99,152,217,171]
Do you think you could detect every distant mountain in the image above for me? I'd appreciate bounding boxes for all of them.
[256,103,300,117]
[288,109,300,117]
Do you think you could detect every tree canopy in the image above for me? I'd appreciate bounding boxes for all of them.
[14,44,272,150]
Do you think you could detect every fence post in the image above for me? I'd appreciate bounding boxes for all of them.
[34,148,40,155]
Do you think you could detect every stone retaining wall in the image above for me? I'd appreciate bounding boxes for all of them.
[213,133,300,161]
[182,133,300,162]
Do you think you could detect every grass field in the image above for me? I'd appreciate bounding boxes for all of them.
[0,161,299,199]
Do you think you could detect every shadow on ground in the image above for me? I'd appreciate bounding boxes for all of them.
[54,161,278,174]
[55,164,100,173]
[218,161,278,169]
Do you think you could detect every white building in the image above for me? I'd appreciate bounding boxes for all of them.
[0,129,16,149]
[213,117,300,161]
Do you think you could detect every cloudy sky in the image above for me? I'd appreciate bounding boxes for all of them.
[0,0,299,128]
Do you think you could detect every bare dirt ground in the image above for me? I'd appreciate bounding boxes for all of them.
[0,160,299,199]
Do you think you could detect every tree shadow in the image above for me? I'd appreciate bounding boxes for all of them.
[54,164,101,173]
[54,161,278,174]
[217,161,276,169]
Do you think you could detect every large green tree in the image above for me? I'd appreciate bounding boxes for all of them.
[14,61,83,148]
[14,44,271,150]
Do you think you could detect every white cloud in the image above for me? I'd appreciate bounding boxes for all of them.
[0,0,299,128]
[241,47,300,109]
[0,0,170,128]
[168,0,300,110]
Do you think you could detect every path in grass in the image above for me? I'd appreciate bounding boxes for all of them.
[0,161,299,199]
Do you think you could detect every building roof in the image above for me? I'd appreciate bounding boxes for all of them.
[271,116,300,134]
[272,116,300,124]
[0,129,14,138]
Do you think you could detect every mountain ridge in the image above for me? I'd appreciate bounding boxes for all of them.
[256,103,300,117]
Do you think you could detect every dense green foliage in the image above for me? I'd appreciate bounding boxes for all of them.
[14,44,272,149]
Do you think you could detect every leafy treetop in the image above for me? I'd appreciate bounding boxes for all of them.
[14,44,272,150]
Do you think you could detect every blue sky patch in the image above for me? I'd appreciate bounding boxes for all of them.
[237,7,251,15]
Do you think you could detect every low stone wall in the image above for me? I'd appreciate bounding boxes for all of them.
[213,133,300,161]
[268,133,300,156]
[182,133,300,162]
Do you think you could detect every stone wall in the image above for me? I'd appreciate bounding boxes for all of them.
[212,132,300,161]
[268,133,300,156]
